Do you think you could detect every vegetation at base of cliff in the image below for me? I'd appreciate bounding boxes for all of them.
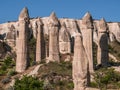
[0,56,16,76]
[93,42,98,66]
[7,62,73,90]
[91,67,120,89]
[28,36,36,66]
[14,75,44,90]
[38,61,73,90]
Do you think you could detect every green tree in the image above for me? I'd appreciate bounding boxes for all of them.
[14,75,44,90]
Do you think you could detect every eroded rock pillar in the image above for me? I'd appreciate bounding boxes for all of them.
[36,18,45,62]
[97,18,109,66]
[81,12,94,73]
[16,7,30,72]
[72,33,88,90]
[47,12,60,62]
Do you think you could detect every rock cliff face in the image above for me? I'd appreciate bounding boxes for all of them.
[0,7,120,89]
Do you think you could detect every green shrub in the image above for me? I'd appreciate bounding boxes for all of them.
[14,75,44,90]
[93,68,120,89]
[7,69,17,76]
[90,81,98,88]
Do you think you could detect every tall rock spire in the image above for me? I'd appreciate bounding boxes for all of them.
[18,7,29,21]
[97,18,109,66]
[81,12,94,73]
[72,33,88,90]
[47,12,60,62]
[16,7,30,72]
[36,18,45,62]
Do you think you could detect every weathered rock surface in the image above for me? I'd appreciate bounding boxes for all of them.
[36,18,45,62]
[95,18,109,66]
[72,33,88,90]
[16,7,30,72]
[47,12,60,62]
[59,22,71,54]
[78,12,94,73]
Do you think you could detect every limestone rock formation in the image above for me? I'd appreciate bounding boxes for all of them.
[47,12,60,62]
[108,23,120,42]
[97,18,109,66]
[79,12,94,73]
[16,7,30,72]
[18,7,29,21]
[36,18,45,62]
[72,33,88,90]
[59,22,71,54]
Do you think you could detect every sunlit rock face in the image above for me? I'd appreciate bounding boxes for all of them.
[1,7,120,83]
[36,18,45,63]
[72,33,88,90]
[108,22,120,42]
[47,12,60,63]
[16,7,30,72]
[77,12,94,73]
[94,18,109,66]
[1,7,120,89]
[59,22,71,54]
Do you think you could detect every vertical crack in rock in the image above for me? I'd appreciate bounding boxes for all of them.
[81,12,94,73]
[97,18,109,66]
[36,18,45,63]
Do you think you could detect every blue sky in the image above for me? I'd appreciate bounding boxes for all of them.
[0,0,120,23]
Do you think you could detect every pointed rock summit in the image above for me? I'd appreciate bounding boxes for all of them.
[19,7,29,21]
[99,18,107,30]
[82,12,93,29]
[49,12,59,25]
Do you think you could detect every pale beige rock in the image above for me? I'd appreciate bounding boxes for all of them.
[79,12,94,73]
[19,7,29,21]
[36,18,45,62]
[16,7,30,72]
[72,33,88,90]
[47,12,60,62]
[59,22,71,54]
[97,18,109,66]
[108,23,120,42]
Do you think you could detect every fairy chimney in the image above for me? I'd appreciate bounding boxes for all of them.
[47,12,60,62]
[16,7,30,72]
[81,12,94,73]
[36,18,45,62]
[72,33,88,90]
[97,18,109,66]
